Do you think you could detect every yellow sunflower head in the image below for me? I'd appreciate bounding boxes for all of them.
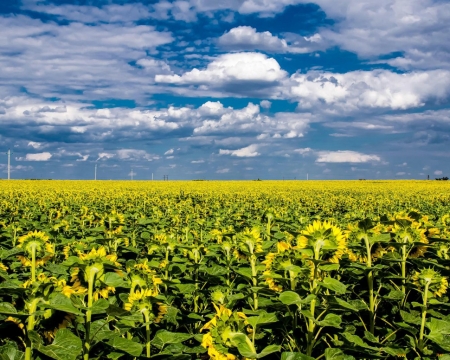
[17,230,52,256]
[238,227,263,254]
[296,221,347,262]
[412,268,448,298]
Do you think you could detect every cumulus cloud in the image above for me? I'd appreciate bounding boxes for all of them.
[164,149,174,155]
[316,151,381,163]
[219,144,260,157]
[17,152,52,161]
[290,69,450,111]
[260,100,272,109]
[434,170,443,175]
[218,26,320,53]
[116,149,158,161]
[216,168,230,173]
[155,52,287,96]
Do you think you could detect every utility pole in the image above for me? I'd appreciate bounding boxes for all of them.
[94,163,97,180]
[7,149,12,180]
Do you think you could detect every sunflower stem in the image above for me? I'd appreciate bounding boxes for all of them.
[418,283,430,353]
[84,268,98,360]
[24,298,39,360]
[31,244,36,283]
[364,236,375,334]
[143,309,151,358]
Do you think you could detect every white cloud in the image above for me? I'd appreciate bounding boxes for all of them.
[260,100,272,109]
[396,172,406,176]
[434,170,443,175]
[219,144,260,157]
[17,152,52,161]
[155,52,287,93]
[316,150,381,163]
[28,141,45,149]
[191,160,204,163]
[290,69,450,111]
[116,149,158,161]
[97,153,115,161]
[164,148,174,155]
[294,148,312,155]
[217,26,319,53]
[216,168,230,173]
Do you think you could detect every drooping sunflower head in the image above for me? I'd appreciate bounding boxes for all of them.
[296,221,347,262]
[17,230,52,256]
[238,227,263,254]
[103,210,125,235]
[412,268,448,298]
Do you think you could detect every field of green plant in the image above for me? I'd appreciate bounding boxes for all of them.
[1,180,450,360]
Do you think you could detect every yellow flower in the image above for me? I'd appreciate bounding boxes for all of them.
[412,268,448,297]
[277,241,291,253]
[154,303,168,323]
[0,262,8,271]
[296,221,347,261]
[17,230,54,266]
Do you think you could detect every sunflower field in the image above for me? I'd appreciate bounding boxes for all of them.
[1,180,450,360]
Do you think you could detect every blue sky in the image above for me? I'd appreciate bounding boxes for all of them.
[1,0,450,180]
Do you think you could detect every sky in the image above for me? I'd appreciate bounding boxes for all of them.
[1,0,450,180]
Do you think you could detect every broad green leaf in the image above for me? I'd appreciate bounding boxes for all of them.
[107,336,143,356]
[0,342,24,360]
[91,299,110,314]
[315,313,341,328]
[231,333,257,358]
[246,312,278,329]
[325,348,355,360]
[0,302,17,314]
[152,330,193,350]
[280,291,302,305]
[333,298,359,312]
[257,345,281,358]
[320,278,347,294]
[46,294,83,316]
[342,333,379,351]
[34,329,82,360]
[103,272,129,288]
[281,352,315,360]
[400,310,421,325]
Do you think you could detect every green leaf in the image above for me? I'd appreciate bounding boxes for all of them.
[152,330,193,350]
[426,317,450,334]
[103,272,129,288]
[333,298,359,312]
[107,336,143,356]
[400,310,421,325]
[319,263,340,271]
[370,233,391,243]
[325,348,355,360]
[320,278,347,294]
[231,333,257,358]
[257,345,281,358]
[46,294,83,315]
[91,299,110,314]
[246,312,278,329]
[90,319,115,342]
[342,333,379,351]
[315,313,341,328]
[0,302,17,314]
[279,291,302,305]
[0,342,24,360]
[382,347,408,357]
[33,329,82,360]
[364,331,379,343]
[384,290,405,301]
[281,352,315,360]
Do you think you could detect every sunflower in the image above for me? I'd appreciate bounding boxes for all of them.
[412,268,448,298]
[238,227,263,254]
[296,221,347,262]
[17,230,54,267]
